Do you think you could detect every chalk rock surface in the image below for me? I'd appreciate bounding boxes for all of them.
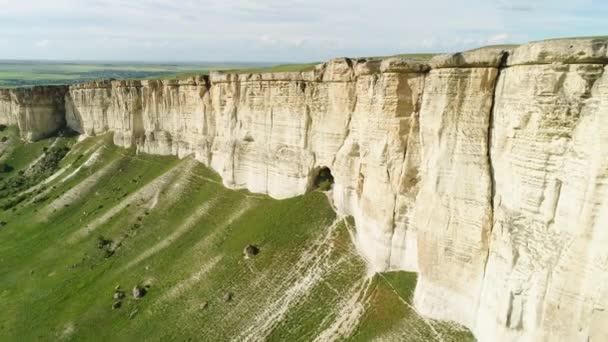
[0,86,67,140]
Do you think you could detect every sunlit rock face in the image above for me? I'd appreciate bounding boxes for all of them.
[208,58,428,272]
[0,86,67,140]
[2,37,608,342]
[411,49,504,331]
[336,58,428,272]
[476,40,608,342]
[65,78,211,158]
[62,59,428,273]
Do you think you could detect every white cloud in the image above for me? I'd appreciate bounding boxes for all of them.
[0,0,606,61]
[260,35,278,45]
[486,33,510,45]
[34,39,50,48]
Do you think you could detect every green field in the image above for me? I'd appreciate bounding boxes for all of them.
[0,128,473,341]
[0,61,269,88]
[0,52,443,88]
[224,63,321,74]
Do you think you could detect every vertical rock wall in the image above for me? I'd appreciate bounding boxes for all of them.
[411,48,505,329]
[0,86,67,140]
[477,39,608,342]
[207,58,428,271]
[334,59,427,271]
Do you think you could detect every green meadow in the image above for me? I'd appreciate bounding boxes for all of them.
[0,128,473,341]
[0,52,442,88]
[0,61,266,88]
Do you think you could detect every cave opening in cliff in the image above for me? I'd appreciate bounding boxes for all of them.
[311,167,334,191]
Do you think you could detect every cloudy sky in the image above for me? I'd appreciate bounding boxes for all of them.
[0,0,607,62]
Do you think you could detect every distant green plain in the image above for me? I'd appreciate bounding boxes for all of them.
[0,52,440,88]
[0,61,268,88]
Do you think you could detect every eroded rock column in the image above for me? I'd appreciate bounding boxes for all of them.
[411,48,507,329]
[332,58,428,271]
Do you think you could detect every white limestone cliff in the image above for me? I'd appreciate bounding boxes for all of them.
[0,37,607,342]
[411,48,502,331]
[478,39,608,342]
[0,86,67,141]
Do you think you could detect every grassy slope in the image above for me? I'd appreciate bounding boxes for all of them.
[465,44,520,52]
[543,35,608,41]
[225,63,321,74]
[352,273,473,342]
[363,53,439,61]
[0,130,473,341]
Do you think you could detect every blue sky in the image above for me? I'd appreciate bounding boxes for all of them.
[0,0,607,62]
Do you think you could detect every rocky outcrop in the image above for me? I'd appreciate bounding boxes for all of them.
[478,39,608,342]
[0,86,67,140]
[65,78,211,156]
[411,49,502,331]
[1,37,607,342]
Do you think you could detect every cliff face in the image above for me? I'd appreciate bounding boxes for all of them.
[411,49,502,333]
[1,37,607,342]
[65,78,211,155]
[209,58,429,273]
[478,41,608,342]
[0,86,67,140]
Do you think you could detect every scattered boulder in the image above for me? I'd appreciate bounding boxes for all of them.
[0,136,8,143]
[132,285,147,299]
[112,301,122,310]
[223,292,233,302]
[243,244,260,259]
[113,291,125,300]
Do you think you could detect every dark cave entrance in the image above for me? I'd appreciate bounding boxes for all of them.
[311,166,334,191]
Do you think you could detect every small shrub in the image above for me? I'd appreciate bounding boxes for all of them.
[33,195,49,203]
[0,163,13,173]
[96,235,112,249]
